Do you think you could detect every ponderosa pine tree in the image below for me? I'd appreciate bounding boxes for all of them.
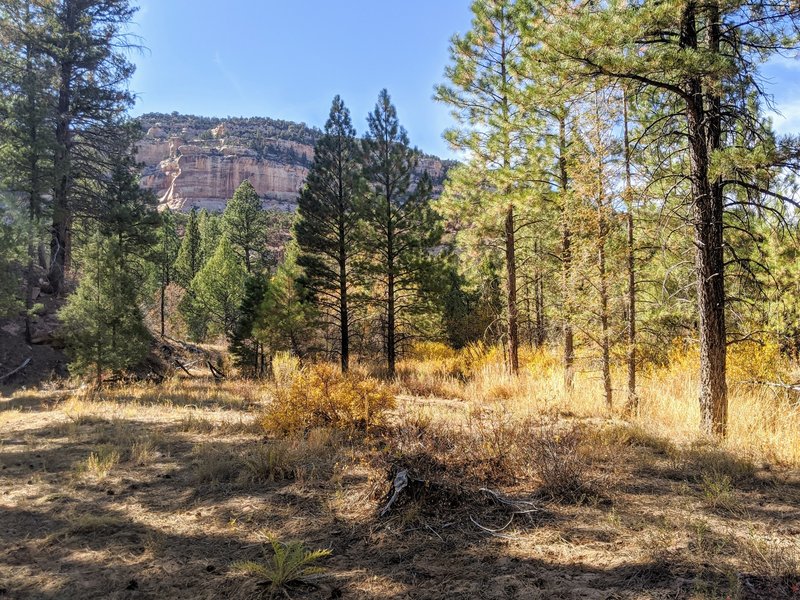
[230,275,268,377]
[1,2,55,340]
[436,0,529,374]
[361,89,444,376]
[255,244,313,361]
[199,208,222,265]
[539,0,800,436]
[183,234,245,340]
[154,210,180,338]
[60,232,151,382]
[39,0,139,295]
[175,207,201,288]
[294,95,364,371]
[223,180,265,273]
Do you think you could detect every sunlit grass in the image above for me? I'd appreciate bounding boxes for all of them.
[397,341,800,467]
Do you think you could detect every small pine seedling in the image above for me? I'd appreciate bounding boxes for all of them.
[232,534,331,597]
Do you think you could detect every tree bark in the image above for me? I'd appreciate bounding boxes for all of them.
[505,204,520,374]
[47,3,75,296]
[338,156,350,373]
[622,89,638,414]
[683,1,728,436]
[387,199,396,377]
[559,116,575,392]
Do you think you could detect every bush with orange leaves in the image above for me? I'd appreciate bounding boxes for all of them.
[261,363,395,434]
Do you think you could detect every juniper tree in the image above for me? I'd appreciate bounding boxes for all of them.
[361,89,444,376]
[294,96,364,371]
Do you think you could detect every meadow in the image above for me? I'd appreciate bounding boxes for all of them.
[1,344,799,599]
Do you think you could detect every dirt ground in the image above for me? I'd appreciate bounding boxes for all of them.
[1,380,799,600]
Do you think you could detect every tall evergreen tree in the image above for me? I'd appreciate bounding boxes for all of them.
[223,180,265,273]
[255,244,314,361]
[0,1,55,340]
[361,89,444,376]
[153,210,180,338]
[184,234,246,340]
[294,95,363,371]
[539,0,800,436]
[40,0,139,295]
[175,207,201,288]
[230,275,268,377]
[60,232,151,381]
[199,208,222,265]
[436,0,530,374]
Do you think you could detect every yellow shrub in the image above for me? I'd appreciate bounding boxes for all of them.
[727,340,786,385]
[272,352,300,387]
[459,341,503,377]
[261,363,395,433]
[409,341,458,363]
[668,338,787,384]
[519,346,560,375]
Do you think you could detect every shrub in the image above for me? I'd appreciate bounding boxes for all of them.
[261,363,395,434]
[669,338,787,385]
[272,351,300,387]
[527,418,590,502]
[700,471,738,512]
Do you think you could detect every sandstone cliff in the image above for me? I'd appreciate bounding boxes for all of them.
[136,113,452,212]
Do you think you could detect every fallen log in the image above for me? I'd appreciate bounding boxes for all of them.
[744,380,800,393]
[175,358,194,378]
[207,360,225,381]
[0,357,31,382]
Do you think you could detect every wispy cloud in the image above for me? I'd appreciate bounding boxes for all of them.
[213,51,246,103]
[768,99,800,135]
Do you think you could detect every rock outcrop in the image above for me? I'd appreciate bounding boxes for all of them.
[136,113,453,213]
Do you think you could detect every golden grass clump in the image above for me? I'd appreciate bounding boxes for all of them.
[77,445,120,479]
[261,362,395,434]
[398,341,800,467]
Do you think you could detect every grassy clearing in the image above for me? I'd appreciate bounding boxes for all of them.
[1,353,799,599]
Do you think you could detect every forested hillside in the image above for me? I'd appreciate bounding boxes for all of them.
[2,1,800,599]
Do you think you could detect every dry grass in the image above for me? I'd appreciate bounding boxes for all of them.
[76,445,121,479]
[397,341,800,467]
[2,354,800,599]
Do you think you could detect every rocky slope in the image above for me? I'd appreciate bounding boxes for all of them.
[137,113,452,212]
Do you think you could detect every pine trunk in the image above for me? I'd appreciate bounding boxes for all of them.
[559,116,574,392]
[505,203,520,374]
[683,1,728,437]
[48,3,75,296]
[622,90,638,414]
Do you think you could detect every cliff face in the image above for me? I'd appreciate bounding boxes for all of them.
[137,113,452,212]
[137,115,317,211]
[138,138,310,212]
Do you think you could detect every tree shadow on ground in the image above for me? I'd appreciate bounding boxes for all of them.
[1,409,799,600]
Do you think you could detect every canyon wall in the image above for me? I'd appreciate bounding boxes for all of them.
[136,113,452,212]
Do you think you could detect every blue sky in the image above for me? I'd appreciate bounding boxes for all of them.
[128,1,473,159]
[128,1,800,160]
